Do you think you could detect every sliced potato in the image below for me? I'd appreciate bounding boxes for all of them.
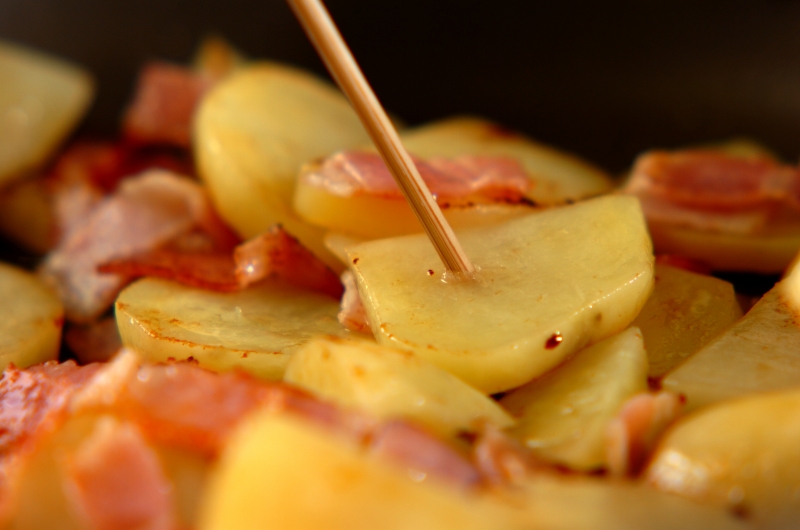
[631,264,742,378]
[646,388,800,528]
[194,62,371,269]
[294,182,535,239]
[500,327,648,471]
[115,278,346,381]
[398,117,613,205]
[199,413,519,530]
[285,337,513,437]
[662,279,800,411]
[648,222,800,274]
[0,262,63,371]
[347,195,654,394]
[0,41,93,186]
[512,472,747,530]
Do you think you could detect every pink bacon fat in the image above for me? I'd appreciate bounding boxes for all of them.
[624,149,800,234]
[301,151,533,205]
[39,170,237,323]
[99,225,343,299]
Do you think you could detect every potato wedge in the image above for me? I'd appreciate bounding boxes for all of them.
[199,413,519,530]
[0,262,63,371]
[0,41,93,186]
[285,337,513,437]
[115,278,346,381]
[194,62,370,269]
[661,279,800,411]
[347,195,654,394]
[646,388,800,528]
[631,264,742,378]
[500,327,648,471]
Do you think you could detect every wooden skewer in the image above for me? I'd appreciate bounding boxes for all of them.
[287,0,474,275]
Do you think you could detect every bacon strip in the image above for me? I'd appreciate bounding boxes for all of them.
[605,391,684,477]
[624,150,800,234]
[73,354,481,488]
[301,151,532,204]
[39,170,232,322]
[100,226,343,299]
[63,418,178,530]
[122,62,213,148]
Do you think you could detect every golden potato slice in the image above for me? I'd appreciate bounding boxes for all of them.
[347,195,654,394]
[115,278,346,381]
[646,388,800,528]
[284,337,513,437]
[398,117,613,205]
[631,264,742,378]
[199,413,519,530]
[500,327,648,471]
[0,262,63,371]
[512,472,747,530]
[661,279,800,411]
[0,41,93,186]
[649,222,800,274]
[193,62,370,269]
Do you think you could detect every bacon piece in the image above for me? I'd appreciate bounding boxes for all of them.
[100,226,342,298]
[74,354,479,488]
[338,270,371,333]
[472,425,549,487]
[64,317,123,364]
[368,421,481,488]
[234,226,343,297]
[0,361,102,455]
[627,150,800,210]
[63,418,178,530]
[301,151,532,204]
[122,62,213,148]
[624,150,800,234]
[74,355,368,458]
[605,391,684,477]
[39,170,229,322]
[99,250,238,292]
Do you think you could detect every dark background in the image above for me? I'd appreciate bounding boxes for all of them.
[1,0,799,173]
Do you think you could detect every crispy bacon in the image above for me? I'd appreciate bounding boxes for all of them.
[0,361,102,455]
[624,150,800,234]
[301,151,532,204]
[39,170,231,322]
[122,62,213,148]
[100,226,343,298]
[234,227,343,297]
[605,391,684,477]
[63,418,178,530]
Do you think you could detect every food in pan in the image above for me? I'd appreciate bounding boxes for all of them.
[0,35,799,530]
